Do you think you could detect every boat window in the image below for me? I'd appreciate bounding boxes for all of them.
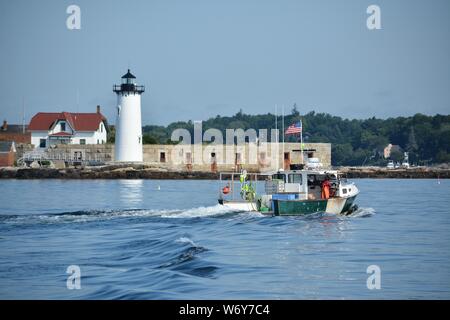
[272,173,285,182]
[307,174,320,186]
[342,188,347,194]
[288,174,302,184]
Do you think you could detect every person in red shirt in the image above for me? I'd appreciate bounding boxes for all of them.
[321,179,331,199]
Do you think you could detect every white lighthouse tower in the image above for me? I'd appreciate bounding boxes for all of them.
[113,69,145,162]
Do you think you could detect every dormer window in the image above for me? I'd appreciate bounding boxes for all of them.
[60,122,66,132]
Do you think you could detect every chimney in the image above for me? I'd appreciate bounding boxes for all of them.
[1,120,7,131]
[96,105,101,114]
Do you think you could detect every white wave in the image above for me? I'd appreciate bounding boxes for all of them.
[175,237,198,247]
[160,204,240,218]
[2,205,242,225]
[234,211,265,219]
[346,207,376,218]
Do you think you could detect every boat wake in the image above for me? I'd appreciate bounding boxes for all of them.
[0,205,375,226]
[160,205,242,219]
[344,207,376,218]
[0,205,245,225]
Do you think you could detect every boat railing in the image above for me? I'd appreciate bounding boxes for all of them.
[218,172,270,202]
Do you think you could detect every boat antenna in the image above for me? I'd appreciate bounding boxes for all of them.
[22,96,25,134]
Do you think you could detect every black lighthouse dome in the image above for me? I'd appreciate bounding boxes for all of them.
[113,69,145,94]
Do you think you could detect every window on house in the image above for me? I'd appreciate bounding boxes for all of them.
[100,123,103,133]
[39,139,46,148]
[60,122,66,132]
[80,139,86,145]
[97,139,99,144]
[160,152,166,163]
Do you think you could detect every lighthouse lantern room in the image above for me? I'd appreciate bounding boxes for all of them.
[113,69,145,162]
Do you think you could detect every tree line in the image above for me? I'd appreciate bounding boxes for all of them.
[108,106,450,166]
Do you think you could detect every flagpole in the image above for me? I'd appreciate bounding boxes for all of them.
[300,117,304,165]
[275,104,278,170]
[282,105,285,167]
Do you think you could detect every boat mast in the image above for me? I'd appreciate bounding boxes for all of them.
[300,115,304,165]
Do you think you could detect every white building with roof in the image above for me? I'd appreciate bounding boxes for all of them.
[28,106,108,149]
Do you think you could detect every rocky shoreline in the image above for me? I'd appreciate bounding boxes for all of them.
[339,166,450,179]
[0,165,218,180]
[0,164,449,179]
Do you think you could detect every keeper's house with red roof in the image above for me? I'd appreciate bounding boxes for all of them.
[28,106,108,149]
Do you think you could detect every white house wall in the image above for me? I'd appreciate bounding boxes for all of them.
[31,121,107,149]
[31,131,48,149]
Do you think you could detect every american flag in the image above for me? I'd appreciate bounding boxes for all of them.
[285,121,302,135]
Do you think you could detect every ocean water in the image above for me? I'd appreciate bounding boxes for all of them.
[0,178,449,299]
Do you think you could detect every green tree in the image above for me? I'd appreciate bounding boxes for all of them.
[107,126,115,143]
[390,149,404,163]
[137,111,450,166]
[142,134,158,144]
[291,103,299,116]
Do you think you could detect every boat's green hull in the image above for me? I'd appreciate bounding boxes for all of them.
[273,199,327,215]
[273,195,357,216]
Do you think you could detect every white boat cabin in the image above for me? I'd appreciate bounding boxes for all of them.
[265,170,355,200]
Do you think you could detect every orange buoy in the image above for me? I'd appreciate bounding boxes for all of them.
[222,185,230,195]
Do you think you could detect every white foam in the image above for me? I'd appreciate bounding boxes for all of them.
[175,237,198,247]
[4,205,242,225]
[161,204,240,218]
[347,207,376,218]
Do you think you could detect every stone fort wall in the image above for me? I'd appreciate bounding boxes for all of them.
[50,142,331,172]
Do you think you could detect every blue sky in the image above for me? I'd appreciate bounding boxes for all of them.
[0,0,449,125]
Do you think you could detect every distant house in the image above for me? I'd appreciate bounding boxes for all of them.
[0,120,31,144]
[0,141,16,167]
[28,106,108,149]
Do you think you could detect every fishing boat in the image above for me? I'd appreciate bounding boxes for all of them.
[218,111,359,215]
[218,168,359,216]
